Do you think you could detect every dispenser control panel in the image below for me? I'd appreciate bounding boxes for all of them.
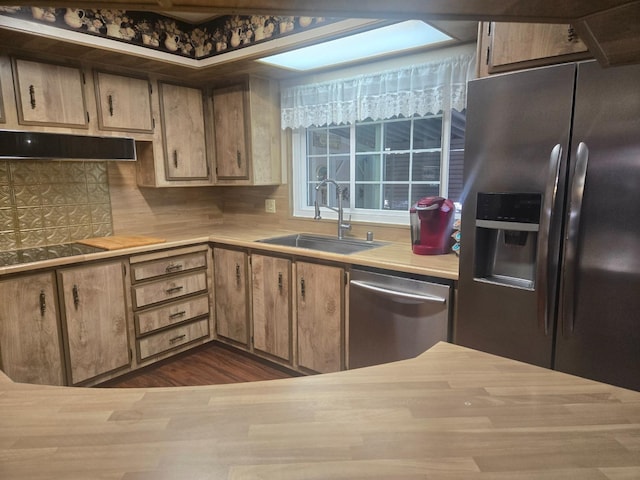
[476,193,542,224]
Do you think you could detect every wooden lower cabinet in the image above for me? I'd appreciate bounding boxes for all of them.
[58,260,131,385]
[213,247,250,346]
[296,261,344,374]
[132,271,208,309]
[138,317,209,360]
[0,271,65,385]
[130,245,213,363]
[251,253,292,362]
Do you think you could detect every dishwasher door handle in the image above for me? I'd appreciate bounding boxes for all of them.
[350,280,446,304]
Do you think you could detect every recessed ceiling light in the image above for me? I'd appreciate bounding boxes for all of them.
[257,20,452,71]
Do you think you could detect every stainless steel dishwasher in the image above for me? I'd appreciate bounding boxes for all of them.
[348,268,451,369]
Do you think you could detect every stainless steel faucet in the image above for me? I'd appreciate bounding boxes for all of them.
[314,179,351,239]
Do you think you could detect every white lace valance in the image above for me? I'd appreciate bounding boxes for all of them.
[281,52,476,129]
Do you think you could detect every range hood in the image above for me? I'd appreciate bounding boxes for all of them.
[0,130,136,161]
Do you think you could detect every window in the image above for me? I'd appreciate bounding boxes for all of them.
[293,110,466,224]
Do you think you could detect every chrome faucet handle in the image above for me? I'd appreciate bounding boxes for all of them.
[314,200,322,220]
[344,214,352,229]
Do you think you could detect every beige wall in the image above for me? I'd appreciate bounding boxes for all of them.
[220,183,411,243]
[1,160,408,248]
[108,162,224,237]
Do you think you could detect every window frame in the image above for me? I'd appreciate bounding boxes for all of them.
[292,109,455,226]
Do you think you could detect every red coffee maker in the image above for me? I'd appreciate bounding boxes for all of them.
[410,196,455,255]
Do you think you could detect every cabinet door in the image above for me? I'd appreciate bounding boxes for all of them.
[0,272,65,385]
[0,73,5,123]
[488,23,589,73]
[213,83,250,180]
[214,247,249,345]
[159,82,209,180]
[251,254,292,362]
[59,261,130,384]
[12,58,88,127]
[94,71,153,132]
[296,262,344,373]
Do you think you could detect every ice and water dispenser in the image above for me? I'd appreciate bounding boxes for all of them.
[473,193,542,290]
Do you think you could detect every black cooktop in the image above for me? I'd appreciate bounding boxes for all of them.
[0,243,106,267]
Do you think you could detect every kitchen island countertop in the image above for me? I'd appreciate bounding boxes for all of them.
[1,341,639,479]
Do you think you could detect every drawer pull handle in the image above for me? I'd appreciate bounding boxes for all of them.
[169,310,187,319]
[169,334,186,344]
[237,150,242,168]
[108,94,114,116]
[173,150,178,168]
[72,284,80,309]
[166,286,184,294]
[39,290,46,316]
[235,263,241,285]
[300,277,305,299]
[165,263,183,273]
[29,85,36,109]
[278,272,283,293]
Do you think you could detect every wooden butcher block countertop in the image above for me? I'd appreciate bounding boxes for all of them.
[76,235,166,250]
[1,342,639,479]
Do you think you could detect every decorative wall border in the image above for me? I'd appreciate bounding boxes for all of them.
[0,6,335,60]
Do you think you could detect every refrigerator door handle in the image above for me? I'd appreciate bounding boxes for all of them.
[560,142,590,336]
[537,144,563,335]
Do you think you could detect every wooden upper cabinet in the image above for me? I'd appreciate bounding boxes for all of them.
[94,71,153,133]
[212,76,281,185]
[478,22,591,77]
[0,272,65,386]
[58,260,131,385]
[158,81,209,181]
[296,261,344,374]
[0,74,5,124]
[12,57,88,128]
[213,83,250,180]
[213,247,250,346]
[251,253,292,363]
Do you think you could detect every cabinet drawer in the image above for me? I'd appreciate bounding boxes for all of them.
[132,251,207,282]
[135,294,210,336]
[133,272,207,309]
[137,318,209,360]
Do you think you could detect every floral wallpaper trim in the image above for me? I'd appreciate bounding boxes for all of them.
[0,7,335,59]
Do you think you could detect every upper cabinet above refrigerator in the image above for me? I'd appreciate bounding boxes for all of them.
[476,22,591,78]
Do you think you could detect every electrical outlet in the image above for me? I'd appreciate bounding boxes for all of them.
[265,199,276,213]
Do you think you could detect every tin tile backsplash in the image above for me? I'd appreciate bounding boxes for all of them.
[0,161,113,251]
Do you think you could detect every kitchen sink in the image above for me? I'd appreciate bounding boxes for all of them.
[256,233,386,255]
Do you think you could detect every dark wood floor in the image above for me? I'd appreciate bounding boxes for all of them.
[99,342,299,388]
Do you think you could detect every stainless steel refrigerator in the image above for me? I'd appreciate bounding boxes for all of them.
[456,60,640,391]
